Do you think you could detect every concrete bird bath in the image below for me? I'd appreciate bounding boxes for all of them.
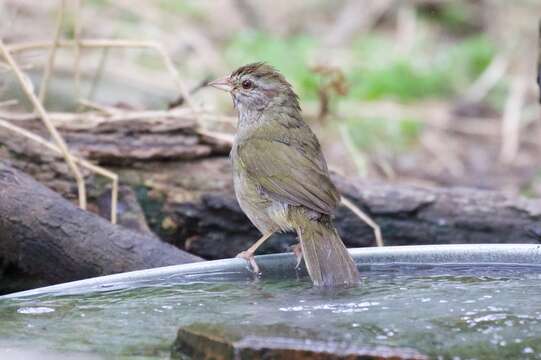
[0,244,540,359]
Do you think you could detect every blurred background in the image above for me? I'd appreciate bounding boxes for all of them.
[1,0,540,196]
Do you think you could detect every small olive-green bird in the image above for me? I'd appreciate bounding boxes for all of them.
[209,62,359,288]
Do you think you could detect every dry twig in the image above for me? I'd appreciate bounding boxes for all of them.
[0,118,118,224]
[500,76,527,163]
[325,0,393,46]
[462,53,509,104]
[338,123,368,177]
[0,99,18,108]
[0,39,88,210]
[38,0,65,103]
[73,0,83,102]
[2,28,200,225]
[341,196,384,247]
[87,47,109,100]
[395,2,417,56]
[8,39,199,117]
[78,98,120,115]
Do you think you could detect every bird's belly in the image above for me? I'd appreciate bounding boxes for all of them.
[233,170,291,234]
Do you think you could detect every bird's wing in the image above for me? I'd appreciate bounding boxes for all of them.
[236,137,340,214]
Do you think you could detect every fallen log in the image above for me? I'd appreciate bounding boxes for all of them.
[0,112,231,165]
[0,162,202,293]
[150,158,541,259]
[1,114,540,263]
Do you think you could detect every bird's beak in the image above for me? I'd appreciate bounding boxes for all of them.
[208,76,233,92]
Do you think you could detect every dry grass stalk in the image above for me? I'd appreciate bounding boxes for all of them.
[0,119,118,224]
[0,39,88,210]
[38,0,65,103]
[395,2,417,56]
[338,123,368,177]
[500,75,527,163]
[372,155,396,180]
[338,100,540,143]
[87,47,109,100]
[0,99,18,108]
[2,18,201,224]
[341,197,384,247]
[73,0,82,101]
[7,39,199,118]
[462,54,509,104]
[2,3,385,241]
[78,99,120,115]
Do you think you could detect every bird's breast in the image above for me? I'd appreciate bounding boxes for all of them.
[231,145,292,233]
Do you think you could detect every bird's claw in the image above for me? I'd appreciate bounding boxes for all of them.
[236,251,261,275]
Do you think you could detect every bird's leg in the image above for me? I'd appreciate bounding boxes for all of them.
[236,232,273,274]
[291,243,304,269]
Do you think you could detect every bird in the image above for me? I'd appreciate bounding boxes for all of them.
[208,62,360,288]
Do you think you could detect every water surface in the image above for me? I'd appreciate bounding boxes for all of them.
[0,264,540,359]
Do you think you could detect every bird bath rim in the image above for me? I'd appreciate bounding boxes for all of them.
[2,243,540,299]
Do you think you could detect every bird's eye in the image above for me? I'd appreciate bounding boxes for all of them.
[241,79,253,89]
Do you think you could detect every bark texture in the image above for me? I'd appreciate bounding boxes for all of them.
[163,163,541,259]
[1,114,540,269]
[0,162,201,290]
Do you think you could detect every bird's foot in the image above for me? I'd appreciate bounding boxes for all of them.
[291,244,304,270]
[236,251,261,275]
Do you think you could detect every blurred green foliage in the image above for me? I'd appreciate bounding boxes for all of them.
[158,0,203,17]
[225,32,319,100]
[87,0,109,6]
[345,117,424,153]
[88,0,202,16]
[79,1,497,157]
[435,3,472,29]
[226,31,493,154]
[350,35,494,101]
[225,32,495,104]
[418,2,480,35]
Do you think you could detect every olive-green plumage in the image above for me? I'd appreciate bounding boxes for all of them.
[212,62,359,288]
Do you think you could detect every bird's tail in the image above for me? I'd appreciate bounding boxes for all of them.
[295,215,360,288]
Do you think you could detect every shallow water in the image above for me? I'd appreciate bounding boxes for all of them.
[0,264,541,359]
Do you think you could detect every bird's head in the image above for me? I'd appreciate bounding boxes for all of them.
[208,62,300,113]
